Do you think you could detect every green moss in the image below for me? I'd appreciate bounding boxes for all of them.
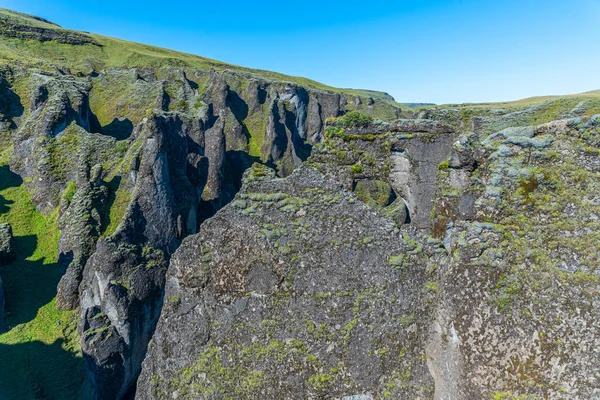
[438,158,449,171]
[161,344,265,399]
[401,315,416,326]
[329,111,374,128]
[350,163,364,174]
[308,373,334,390]
[354,180,394,208]
[244,104,269,159]
[62,181,76,203]
[491,392,531,400]
[43,122,83,182]
[102,184,131,237]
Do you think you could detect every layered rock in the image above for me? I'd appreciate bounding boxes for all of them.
[56,163,109,310]
[0,11,101,46]
[137,165,436,399]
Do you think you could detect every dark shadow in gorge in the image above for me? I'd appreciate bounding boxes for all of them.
[88,109,134,141]
[0,339,86,400]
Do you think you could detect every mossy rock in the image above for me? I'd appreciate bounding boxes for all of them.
[353,179,394,208]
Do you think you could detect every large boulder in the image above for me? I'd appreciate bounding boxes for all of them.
[137,165,435,399]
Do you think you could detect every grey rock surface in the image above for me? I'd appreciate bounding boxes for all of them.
[137,165,435,399]
[56,163,109,310]
[0,223,13,266]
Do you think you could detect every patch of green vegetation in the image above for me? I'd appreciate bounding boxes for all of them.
[308,373,334,390]
[350,163,363,174]
[44,122,83,182]
[491,392,531,400]
[0,144,86,399]
[354,180,393,208]
[438,158,449,171]
[62,181,76,204]
[401,314,416,326]
[102,183,131,237]
[88,71,158,127]
[328,111,374,128]
[243,104,269,159]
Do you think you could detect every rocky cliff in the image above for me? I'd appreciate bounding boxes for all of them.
[135,113,600,399]
[1,7,600,400]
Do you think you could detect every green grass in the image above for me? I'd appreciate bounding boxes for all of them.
[102,183,131,237]
[244,104,269,159]
[0,143,86,400]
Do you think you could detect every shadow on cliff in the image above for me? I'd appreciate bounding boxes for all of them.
[197,150,269,224]
[0,339,87,399]
[89,110,134,141]
[0,87,24,129]
[0,165,19,213]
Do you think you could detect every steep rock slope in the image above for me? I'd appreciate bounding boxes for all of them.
[138,165,435,399]
[428,116,600,399]
[138,114,600,399]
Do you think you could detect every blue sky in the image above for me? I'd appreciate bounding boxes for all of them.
[2,0,599,104]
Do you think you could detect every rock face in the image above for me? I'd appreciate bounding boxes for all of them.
[0,223,14,333]
[56,164,109,310]
[0,223,13,266]
[427,117,600,399]
[137,165,435,399]
[309,115,456,231]
[137,115,600,399]
[0,11,101,46]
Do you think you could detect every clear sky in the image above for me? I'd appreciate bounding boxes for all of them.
[2,0,599,104]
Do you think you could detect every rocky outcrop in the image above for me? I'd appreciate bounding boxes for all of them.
[9,72,112,214]
[78,114,200,399]
[309,115,456,231]
[0,222,14,333]
[0,12,100,46]
[0,223,13,266]
[137,165,436,399]
[56,163,109,310]
[135,114,600,400]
